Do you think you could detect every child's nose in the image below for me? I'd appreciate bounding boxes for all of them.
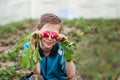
[48,35,52,40]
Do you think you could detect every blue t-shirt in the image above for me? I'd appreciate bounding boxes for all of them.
[24,42,68,80]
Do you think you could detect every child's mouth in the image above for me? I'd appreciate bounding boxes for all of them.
[45,41,53,45]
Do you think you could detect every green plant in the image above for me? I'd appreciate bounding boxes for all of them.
[21,41,42,71]
[0,64,22,80]
[60,39,76,61]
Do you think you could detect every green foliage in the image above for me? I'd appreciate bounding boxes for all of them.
[4,34,42,71]
[0,18,120,80]
[0,64,22,80]
[2,34,31,61]
[21,42,42,71]
[0,18,36,36]
[64,18,120,80]
[0,21,26,35]
[60,40,76,61]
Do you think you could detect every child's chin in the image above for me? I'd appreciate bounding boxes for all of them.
[45,48,52,52]
[46,43,54,47]
[45,45,53,50]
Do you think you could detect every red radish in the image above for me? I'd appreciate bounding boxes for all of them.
[43,31,50,38]
[51,32,58,39]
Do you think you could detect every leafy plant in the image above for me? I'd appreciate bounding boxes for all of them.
[60,39,76,61]
[3,34,31,61]
[21,42,42,71]
[0,64,22,80]
[9,34,42,71]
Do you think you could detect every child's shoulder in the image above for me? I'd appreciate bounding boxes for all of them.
[24,41,30,48]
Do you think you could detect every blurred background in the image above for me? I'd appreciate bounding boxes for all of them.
[0,0,120,24]
[0,0,120,80]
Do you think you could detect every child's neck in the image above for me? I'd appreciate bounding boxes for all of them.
[39,42,52,56]
[43,50,50,56]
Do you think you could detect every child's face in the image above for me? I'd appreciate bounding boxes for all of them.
[39,23,61,52]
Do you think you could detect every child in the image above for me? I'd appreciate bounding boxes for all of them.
[23,13,76,80]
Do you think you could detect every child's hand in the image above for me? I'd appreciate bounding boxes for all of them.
[31,30,43,43]
[31,30,43,50]
[32,30,43,39]
[57,34,68,42]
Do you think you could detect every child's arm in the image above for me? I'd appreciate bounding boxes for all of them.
[33,63,41,74]
[66,61,76,79]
